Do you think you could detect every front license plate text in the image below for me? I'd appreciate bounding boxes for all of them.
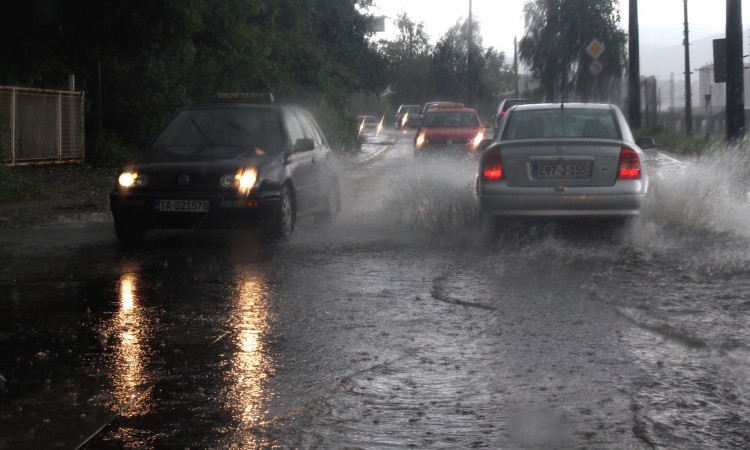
[157,200,209,212]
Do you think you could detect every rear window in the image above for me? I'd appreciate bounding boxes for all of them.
[502,108,619,140]
[423,111,479,127]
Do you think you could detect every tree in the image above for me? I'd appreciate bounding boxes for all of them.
[377,13,433,105]
[429,19,513,119]
[519,0,626,102]
[0,0,387,159]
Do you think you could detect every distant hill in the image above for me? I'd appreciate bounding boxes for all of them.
[640,33,722,80]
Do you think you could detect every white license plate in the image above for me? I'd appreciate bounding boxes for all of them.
[157,199,209,212]
[533,162,591,178]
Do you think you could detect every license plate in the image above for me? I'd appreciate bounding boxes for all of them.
[157,199,209,212]
[532,162,591,178]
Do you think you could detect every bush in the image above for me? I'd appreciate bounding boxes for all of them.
[0,164,44,203]
[89,131,134,168]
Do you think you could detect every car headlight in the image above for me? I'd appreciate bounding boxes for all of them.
[415,131,426,149]
[471,130,485,148]
[118,171,146,188]
[227,167,257,195]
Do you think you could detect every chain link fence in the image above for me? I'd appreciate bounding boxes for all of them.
[0,86,84,165]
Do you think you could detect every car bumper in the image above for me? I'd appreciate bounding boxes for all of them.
[415,144,480,157]
[110,192,280,229]
[478,182,647,217]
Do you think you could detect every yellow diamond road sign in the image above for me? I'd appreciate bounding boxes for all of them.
[586,39,605,59]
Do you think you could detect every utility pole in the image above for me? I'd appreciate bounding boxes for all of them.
[628,0,641,128]
[514,36,519,98]
[683,0,693,135]
[467,0,473,106]
[726,0,745,142]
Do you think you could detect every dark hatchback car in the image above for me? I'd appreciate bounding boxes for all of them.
[493,98,530,128]
[110,94,340,245]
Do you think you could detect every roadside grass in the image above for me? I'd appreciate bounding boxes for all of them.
[0,164,45,203]
[639,127,725,156]
[0,162,115,206]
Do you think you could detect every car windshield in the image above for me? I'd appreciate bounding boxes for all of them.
[503,108,619,140]
[152,108,284,155]
[423,111,479,127]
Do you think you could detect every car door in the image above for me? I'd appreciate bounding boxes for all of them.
[296,110,330,210]
[282,109,317,213]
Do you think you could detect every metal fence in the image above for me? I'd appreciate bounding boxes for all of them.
[0,86,85,165]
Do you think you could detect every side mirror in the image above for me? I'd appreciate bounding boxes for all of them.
[636,137,655,150]
[293,138,315,152]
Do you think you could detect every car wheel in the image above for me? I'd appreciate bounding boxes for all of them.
[315,181,340,224]
[265,185,295,240]
[114,219,146,246]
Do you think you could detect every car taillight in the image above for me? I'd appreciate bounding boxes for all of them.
[482,147,504,180]
[617,147,641,180]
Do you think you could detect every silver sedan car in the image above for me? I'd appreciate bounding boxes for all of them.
[477,103,653,218]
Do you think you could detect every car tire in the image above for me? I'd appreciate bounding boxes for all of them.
[315,181,340,225]
[114,219,146,246]
[265,185,295,240]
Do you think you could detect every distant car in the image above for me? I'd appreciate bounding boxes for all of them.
[357,115,381,133]
[477,103,653,219]
[421,101,456,115]
[494,98,530,128]
[110,93,340,245]
[394,104,422,129]
[414,103,490,157]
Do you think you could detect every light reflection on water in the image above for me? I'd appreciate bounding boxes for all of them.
[107,271,152,417]
[219,273,276,447]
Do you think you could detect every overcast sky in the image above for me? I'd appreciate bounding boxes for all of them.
[367,0,749,55]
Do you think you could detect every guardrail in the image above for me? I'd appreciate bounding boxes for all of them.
[0,86,85,165]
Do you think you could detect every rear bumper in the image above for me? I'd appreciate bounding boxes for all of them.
[479,194,645,217]
[478,182,647,217]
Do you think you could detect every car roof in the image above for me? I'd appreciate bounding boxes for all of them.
[510,102,615,112]
[187,103,281,111]
[424,106,477,114]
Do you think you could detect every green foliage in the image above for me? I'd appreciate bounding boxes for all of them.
[0,165,44,203]
[519,0,626,102]
[90,131,134,168]
[639,127,724,156]
[378,13,515,120]
[0,0,386,160]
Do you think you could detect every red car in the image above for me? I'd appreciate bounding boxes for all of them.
[414,103,489,157]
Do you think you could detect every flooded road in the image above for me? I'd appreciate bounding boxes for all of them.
[1,129,749,448]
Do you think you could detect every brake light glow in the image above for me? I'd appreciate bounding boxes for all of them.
[482,147,504,180]
[617,147,641,180]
